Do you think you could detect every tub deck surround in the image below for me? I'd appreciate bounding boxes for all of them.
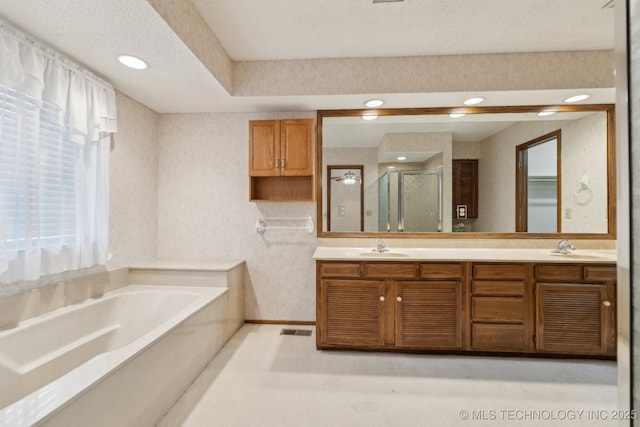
[0,260,246,427]
[128,259,245,286]
[313,247,617,263]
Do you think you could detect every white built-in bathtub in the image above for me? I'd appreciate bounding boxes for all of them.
[0,261,244,427]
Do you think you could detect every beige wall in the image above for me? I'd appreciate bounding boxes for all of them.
[156,112,317,322]
[108,92,160,270]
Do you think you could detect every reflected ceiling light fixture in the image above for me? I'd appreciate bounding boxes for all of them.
[362,114,378,121]
[331,170,361,185]
[118,54,149,70]
[387,166,396,169]
[563,94,590,103]
[463,97,485,106]
[397,156,407,161]
[537,111,556,117]
[364,99,384,107]
[449,113,466,118]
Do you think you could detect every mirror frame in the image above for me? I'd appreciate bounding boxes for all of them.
[316,104,616,239]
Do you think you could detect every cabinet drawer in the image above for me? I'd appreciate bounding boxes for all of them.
[534,264,581,281]
[319,262,361,278]
[584,266,617,282]
[472,281,525,296]
[473,263,525,280]
[364,263,417,279]
[472,297,525,322]
[420,263,462,279]
[471,323,527,350]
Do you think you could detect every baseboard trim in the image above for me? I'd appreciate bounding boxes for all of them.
[244,319,316,326]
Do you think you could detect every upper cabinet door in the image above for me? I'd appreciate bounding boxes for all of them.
[281,119,313,176]
[249,120,281,176]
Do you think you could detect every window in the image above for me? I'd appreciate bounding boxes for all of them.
[0,21,117,284]
[1,86,77,253]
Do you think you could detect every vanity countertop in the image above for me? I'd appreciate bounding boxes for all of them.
[312,247,617,263]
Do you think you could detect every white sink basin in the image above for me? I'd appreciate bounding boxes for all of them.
[359,252,410,257]
[548,252,611,261]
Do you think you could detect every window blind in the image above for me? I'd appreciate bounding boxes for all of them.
[1,85,80,251]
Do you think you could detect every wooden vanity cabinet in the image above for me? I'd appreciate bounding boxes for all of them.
[534,264,616,357]
[452,159,478,218]
[468,263,531,352]
[319,278,387,347]
[249,119,314,201]
[316,261,465,350]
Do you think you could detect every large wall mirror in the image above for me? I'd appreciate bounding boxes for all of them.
[317,105,616,239]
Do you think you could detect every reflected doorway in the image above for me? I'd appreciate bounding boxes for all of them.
[516,130,561,233]
[327,165,363,232]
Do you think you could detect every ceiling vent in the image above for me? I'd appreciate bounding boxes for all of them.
[373,0,404,3]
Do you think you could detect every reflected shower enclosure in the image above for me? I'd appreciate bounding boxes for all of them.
[378,170,442,232]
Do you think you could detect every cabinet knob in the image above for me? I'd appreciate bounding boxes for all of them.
[602,300,612,307]
[397,296,403,302]
[379,296,385,302]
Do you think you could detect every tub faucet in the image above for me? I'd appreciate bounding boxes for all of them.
[374,239,388,253]
[551,239,576,254]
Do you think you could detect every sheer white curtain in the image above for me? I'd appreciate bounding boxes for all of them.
[0,20,117,284]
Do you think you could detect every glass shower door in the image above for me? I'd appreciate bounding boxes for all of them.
[398,170,441,232]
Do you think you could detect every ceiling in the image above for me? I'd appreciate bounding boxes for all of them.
[0,0,616,114]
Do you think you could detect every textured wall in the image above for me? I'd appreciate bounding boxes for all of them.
[108,92,160,270]
[156,111,317,321]
[233,51,614,96]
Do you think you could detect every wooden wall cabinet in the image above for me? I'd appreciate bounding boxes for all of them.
[452,159,478,218]
[249,119,314,201]
[316,259,616,359]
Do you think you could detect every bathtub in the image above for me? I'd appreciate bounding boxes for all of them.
[0,284,233,426]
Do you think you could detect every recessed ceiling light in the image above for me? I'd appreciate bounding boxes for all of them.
[397,156,407,161]
[118,54,148,70]
[362,114,378,121]
[449,113,466,118]
[537,111,556,117]
[464,97,485,105]
[364,99,384,107]
[564,94,590,103]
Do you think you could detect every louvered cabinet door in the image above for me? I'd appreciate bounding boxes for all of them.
[535,283,611,355]
[319,279,386,347]
[395,281,463,349]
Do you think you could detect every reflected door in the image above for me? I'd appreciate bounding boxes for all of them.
[516,131,561,232]
[399,171,442,232]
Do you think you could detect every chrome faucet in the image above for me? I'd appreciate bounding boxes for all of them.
[551,239,576,254]
[374,239,388,253]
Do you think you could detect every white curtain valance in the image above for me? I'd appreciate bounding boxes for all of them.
[0,19,117,144]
